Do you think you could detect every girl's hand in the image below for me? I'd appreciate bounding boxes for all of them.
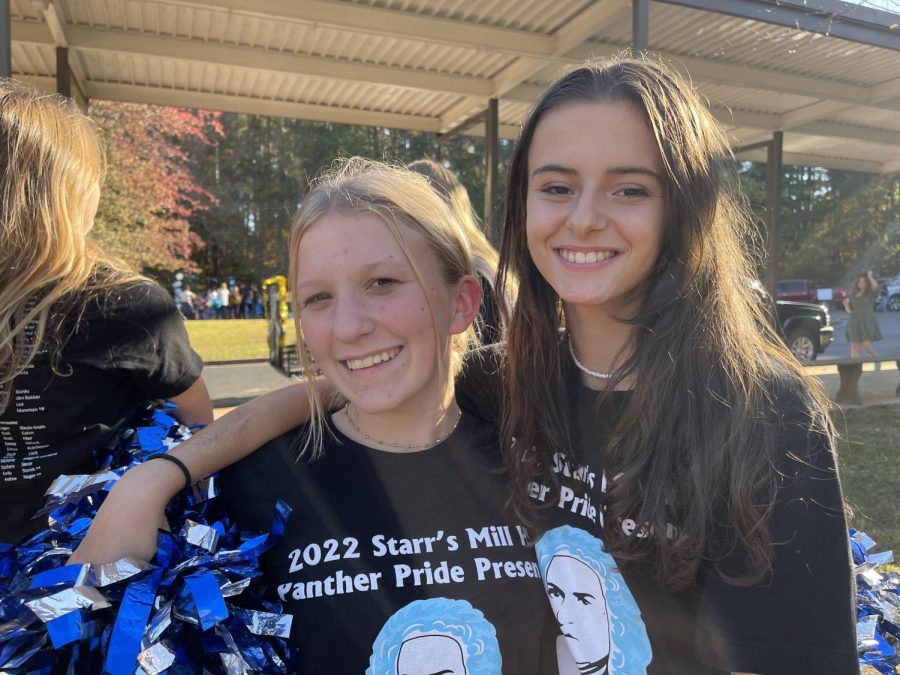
[69,461,180,564]
[70,382,325,564]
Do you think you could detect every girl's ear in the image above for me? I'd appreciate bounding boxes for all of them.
[448,275,483,335]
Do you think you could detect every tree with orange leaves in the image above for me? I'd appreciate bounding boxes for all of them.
[90,101,223,275]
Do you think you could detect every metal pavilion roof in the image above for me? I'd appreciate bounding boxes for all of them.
[8,0,900,174]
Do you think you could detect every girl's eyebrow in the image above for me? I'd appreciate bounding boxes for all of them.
[607,166,664,182]
[532,163,576,176]
[532,163,663,182]
[295,259,406,289]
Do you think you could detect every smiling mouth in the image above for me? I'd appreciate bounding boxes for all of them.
[343,348,401,371]
[557,249,618,264]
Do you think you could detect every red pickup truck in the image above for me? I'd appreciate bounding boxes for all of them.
[776,279,817,304]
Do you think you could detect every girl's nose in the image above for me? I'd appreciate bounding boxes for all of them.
[332,296,375,341]
[565,191,607,236]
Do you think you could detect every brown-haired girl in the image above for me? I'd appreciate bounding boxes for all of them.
[843,271,882,358]
[488,56,854,675]
[76,57,855,675]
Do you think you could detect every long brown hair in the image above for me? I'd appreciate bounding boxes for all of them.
[852,272,876,296]
[0,81,139,413]
[497,56,833,589]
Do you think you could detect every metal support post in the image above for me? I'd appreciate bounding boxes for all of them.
[56,47,71,97]
[0,0,11,78]
[483,97,499,244]
[632,0,649,51]
[764,131,783,299]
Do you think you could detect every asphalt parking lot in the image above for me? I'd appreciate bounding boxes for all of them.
[819,307,900,362]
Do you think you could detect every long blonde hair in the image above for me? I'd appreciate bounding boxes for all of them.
[0,81,138,412]
[288,158,478,459]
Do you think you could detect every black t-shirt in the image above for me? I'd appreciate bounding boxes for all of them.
[0,281,203,542]
[457,346,857,675]
[220,413,555,675]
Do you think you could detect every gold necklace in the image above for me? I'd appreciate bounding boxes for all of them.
[343,404,462,450]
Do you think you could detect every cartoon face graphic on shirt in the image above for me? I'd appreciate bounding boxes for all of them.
[536,526,653,675]
[367,598,501,675]
[546,554,611,669]
[395,634,466,674]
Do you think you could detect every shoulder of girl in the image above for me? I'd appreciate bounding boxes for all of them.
[99,280,173,313]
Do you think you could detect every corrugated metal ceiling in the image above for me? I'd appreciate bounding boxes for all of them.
[9,0,900,173]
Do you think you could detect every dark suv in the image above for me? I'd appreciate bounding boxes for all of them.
[775,300,833,363]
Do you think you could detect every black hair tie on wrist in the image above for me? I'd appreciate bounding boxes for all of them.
[146,453,193,492]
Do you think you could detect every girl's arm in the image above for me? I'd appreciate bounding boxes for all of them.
[70,380,327,564]
[168,376,214,426]
[867,271,879,295]
[172,380,324,482]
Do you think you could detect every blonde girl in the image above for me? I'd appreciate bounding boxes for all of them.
[0,82,211,543]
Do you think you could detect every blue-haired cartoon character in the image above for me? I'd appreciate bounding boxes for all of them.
[366,597,501,675]
[536,526,652,675]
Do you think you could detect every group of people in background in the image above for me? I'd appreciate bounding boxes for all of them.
[175,281,264,320]
[2,54,859,674]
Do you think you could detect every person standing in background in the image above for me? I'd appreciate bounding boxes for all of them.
[240,284,252,319]
[216,282,229,319]
[229,284,242,319]
[844,270,882,358]
[178,285,196,320]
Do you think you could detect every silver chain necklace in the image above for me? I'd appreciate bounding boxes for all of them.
[344,404,462,450]
[568,338,615,380]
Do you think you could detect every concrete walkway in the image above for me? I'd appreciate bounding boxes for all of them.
[206,359,900,413]
[203,360,296,409]
[811,362,900,410]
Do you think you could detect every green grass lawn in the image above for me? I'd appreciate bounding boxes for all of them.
[835,404,900,556]
[185,319,294,362]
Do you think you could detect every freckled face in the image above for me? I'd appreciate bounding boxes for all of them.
[294,212,457,417]
[525,101,667,316]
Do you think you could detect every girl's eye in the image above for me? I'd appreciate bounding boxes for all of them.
[540,184,573,196]
[617,186,649,198]
[369,277,397,290]
[301,293,330,308]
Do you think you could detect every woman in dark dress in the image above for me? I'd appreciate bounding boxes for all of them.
[843,270,882,358]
